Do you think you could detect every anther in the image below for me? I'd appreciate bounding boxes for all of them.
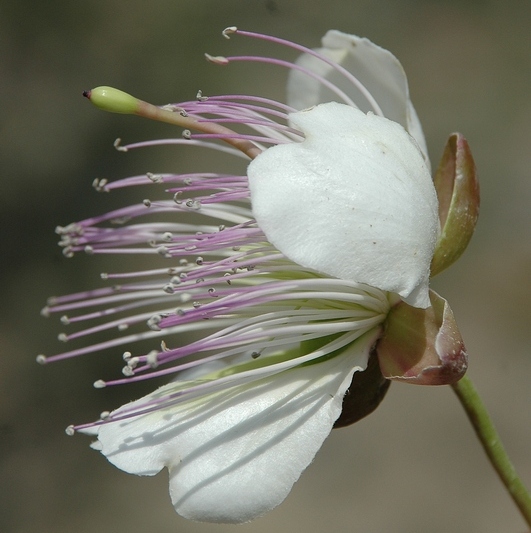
[92,178,109,192]
[162,232,173,242]
[114,138,128,152]
[196,257,204,265]
[162,284,175,294]
[222,26,238,39]
[100,273,108,280]
[60,315,70,325]
[122,366,134,377]
[40,306,50,317]
[127,357,139,369]
[36,354,47,365]
[157,246,170,257]
[93,380,107,389]
[58,333,68,342]
[100,411,111,420]
[182,129,192,139]
[147,315,162,331]
[143,199,152,207]
[122,351,132,361]
[84,245,94,255]
[65,425,75,436]
[204,53,229,65]
[147,350,159,368]
[196,90,209,102]
[146,172,163,183]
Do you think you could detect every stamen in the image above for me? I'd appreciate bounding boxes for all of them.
[226,28,384,116]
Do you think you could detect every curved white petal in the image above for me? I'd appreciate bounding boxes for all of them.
[90,330,379,523]
[248,102,438,308]
[287,30,430,165]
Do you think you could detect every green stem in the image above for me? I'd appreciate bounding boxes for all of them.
[451,375,531,527]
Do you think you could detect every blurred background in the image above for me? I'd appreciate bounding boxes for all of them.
[0,0,530,532]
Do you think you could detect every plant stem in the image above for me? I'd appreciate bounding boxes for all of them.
[451,375,531,527]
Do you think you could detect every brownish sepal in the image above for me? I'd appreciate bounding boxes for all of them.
[375,290,468,385]
[334,350,391,428]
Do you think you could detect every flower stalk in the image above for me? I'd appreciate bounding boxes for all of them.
[452,375,531,527]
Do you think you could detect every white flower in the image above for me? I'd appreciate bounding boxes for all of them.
[40,28,438,523]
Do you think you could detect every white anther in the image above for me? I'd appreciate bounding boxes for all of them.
[84,245,94,255]
[196,256,204,265]
[146,172,163,183]
[204,53,229,65]
[100,411,110,420]
[122,351,132,361]
[40,306,50,317]
[58,333,68,342]
[122,365,134,377]
[162,232,173,242]
[222,26,237,39]
[113,138,128,152]
[147,350,159,368]
[92,178,109,192]
[162,284,175,294]
[192,301,201,309]
[60,315,70,325]
[36,354,47,365]
[147,315,162,331]
[143,199,152,207]
[161,341,170,352]
[65,425,75,436]
[196,90,209,102]
[118,323,129,331]
[157,246,170,257]
[182,129,192,140]
[93,380,106,389]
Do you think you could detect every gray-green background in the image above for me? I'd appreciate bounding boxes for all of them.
[1,1,529,532]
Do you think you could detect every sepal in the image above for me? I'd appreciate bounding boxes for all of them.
[431,133,479,276]
[376,290,468,385]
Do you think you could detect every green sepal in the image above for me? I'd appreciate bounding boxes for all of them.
[431,133,480,276]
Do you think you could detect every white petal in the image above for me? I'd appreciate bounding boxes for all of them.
[91,330,379,523]
[287,30,430,165]
[248,102,438,308]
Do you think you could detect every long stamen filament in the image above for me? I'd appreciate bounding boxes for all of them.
[83,87,262,159]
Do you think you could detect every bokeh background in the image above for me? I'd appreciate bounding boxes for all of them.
[1,1,530,532]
